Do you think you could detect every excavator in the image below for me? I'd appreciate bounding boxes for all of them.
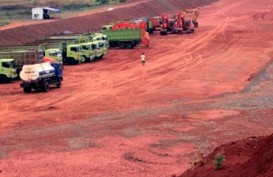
[160,13,193,35]
[159,8,199,35]
[183,8,199,28]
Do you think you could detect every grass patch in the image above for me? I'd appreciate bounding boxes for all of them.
[0,0,127,21]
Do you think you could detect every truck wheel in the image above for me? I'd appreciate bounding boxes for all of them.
[56,79,62,88]
[0,75,8,84]
[148,29,154,34]
[23,87,31,93]
[160,30,168,35]
[85,56,91,63]
[119,43,126,49]
[126,42,134,49]
[42,82,49,92]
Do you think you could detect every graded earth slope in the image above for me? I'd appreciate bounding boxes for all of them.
[0,0,217,46]
[180,133,273,177]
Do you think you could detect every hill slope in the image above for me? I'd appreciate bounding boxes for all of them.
[0,0,217,46]
[180,133,273,177]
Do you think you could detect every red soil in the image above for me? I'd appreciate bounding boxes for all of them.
[180,133,273,177]
[0,0,273,176]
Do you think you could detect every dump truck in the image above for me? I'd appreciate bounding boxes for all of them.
[151,16,163,31]
[39,42,84,64]
[44,36,96,62]
[102,28,149,49]
[67,39,105,61]
[0,59,18,83]
[0,45,62,63]
[47,34,108,61]
[92,33,109,56]
[20,62,63,93]
[131,17,155,34]
[0,50,44,76]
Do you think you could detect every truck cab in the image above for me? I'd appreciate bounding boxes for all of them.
[45,48,63,63]
[65,44,85,64]
[0,59,18,83]
[91,41,104,59]
[92,34,109,57]
[80,42,96,62]
[101,25,113,31]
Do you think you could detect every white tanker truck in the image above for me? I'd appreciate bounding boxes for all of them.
[20,62,63,93]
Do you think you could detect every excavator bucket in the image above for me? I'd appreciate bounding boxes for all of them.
[193,21,199,28]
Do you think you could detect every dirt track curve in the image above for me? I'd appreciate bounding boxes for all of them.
[1,0,273,176]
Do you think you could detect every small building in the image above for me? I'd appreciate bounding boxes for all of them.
[32,7,61,20]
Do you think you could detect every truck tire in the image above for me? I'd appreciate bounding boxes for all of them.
[119,42,126,49]
[42,82,49,92]
[126,42,134,49]
[23,86,31,93]
[56,79,62,88]
[148,29,154,34]
[0,75,8,84]
[84,56,91,63]
[160,30,168,35]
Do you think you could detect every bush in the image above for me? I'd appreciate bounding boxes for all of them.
[213,153,225,169]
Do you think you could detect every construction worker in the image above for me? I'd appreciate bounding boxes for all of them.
[141,53,145,65]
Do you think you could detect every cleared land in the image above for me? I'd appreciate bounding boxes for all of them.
[0,0,273,176]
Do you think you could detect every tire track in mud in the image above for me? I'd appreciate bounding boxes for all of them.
[243,58,273,93]
[130,12,240,96]
[154,16,240,89]
[0,102,8,115]
[152,0,254,94]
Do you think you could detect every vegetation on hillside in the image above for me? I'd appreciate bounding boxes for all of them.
[0,0,127,25]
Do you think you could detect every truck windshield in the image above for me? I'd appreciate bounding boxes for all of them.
[92,44,97,49]
[2,61,14,68]
[49,51,57,56]
[56,51,61,56]
[82,45,90,50]
[99,43,104,48]
[77,47,82,52]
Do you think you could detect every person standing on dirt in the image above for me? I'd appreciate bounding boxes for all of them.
[141,53,146,65]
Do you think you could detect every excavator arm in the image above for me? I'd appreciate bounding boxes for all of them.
[184,8,199,28]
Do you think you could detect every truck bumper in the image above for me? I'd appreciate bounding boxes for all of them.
[20,81,38,88]
[9,74,18,79]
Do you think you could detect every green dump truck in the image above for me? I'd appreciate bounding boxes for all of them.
[47,34,108,61]
[92,33,109,57]
[0,50,44,83]
[39,42,84,64]
[0,45,63,63]
[102,28,148,49]
[0,59,18,83]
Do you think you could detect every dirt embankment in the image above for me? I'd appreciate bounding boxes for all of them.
[0,0,217,46]
[180,133,273,177]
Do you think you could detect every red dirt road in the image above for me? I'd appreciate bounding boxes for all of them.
[1,0,273,176]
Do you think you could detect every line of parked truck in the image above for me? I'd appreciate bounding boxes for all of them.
[0,8,199,93]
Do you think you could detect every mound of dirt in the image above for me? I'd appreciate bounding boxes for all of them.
[0,0,217,46]
[179,133,273,177]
